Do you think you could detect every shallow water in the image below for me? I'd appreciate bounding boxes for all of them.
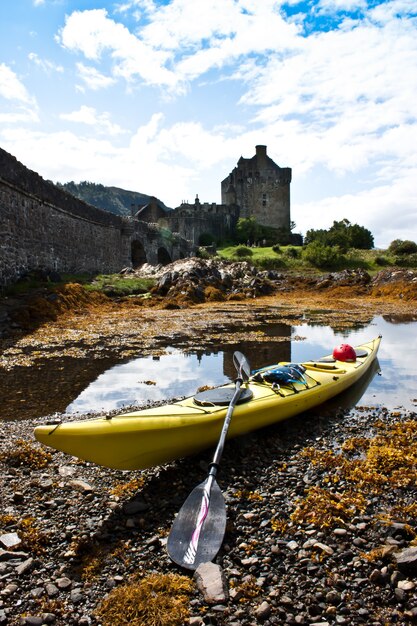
[2,314,416,421]
[66,315,417,415]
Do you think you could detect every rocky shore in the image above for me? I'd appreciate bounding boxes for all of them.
[1,259,416,338]
[1,402,417,626]
[1,259,417,625]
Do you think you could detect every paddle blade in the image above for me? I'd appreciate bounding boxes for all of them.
[233,351,251,380]
[167,479,226,570]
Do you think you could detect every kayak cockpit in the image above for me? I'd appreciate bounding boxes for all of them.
[193,387,253,406]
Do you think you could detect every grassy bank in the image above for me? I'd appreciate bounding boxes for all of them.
[217,244,401,273]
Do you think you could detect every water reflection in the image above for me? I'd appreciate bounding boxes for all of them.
[67,315,417,414]
[1,315,416,420]
[0,356,118,421]
[290,316,417,411]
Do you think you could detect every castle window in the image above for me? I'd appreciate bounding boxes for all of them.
[262,193,267,207]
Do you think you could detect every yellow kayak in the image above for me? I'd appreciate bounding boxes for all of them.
[34,336,381,470]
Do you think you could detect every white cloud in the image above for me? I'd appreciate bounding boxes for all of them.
[0,111,39,124]
[0,63,33,103]
[0,119,196,203]
[318,0,367,12]
[60,105,125,136]
[368,0,417,24]
[28,52,64,73]
[294,165,417,248]
[57,9,176,89]
[76,63,116,90]
[238,9,417,199]
[0,63,39,123]
[57,4,299,91]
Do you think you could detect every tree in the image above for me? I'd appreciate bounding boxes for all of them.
[235,217,262,244]
[388,239,417,255]
[304,219,373,251]
[235,217,292,245]
[302,241,345,269]
[347,223,374,249]
[304,228,329,247]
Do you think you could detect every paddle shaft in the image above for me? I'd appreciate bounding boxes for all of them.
[209,378,242,476]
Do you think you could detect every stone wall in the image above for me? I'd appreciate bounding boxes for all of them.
[0,176,131,286]
[165,197,239,245]
[0,148,193,287]
[0,148,122,229]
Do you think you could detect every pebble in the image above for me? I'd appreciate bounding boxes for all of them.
[254,601,271,620]
[68,479,94,493]
[122,499,149,515]
[45,583,59,598]
[15,557,34,575]
[1,404,417,625]
[398,580,415,591]
[56,576,72,589]
[20,618,44,626]
[0,533,21,549]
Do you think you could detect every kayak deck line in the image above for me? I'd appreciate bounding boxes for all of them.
[34,336,382,470]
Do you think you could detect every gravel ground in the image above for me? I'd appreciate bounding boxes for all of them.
[1,268,417,625]
[1,401,417,626]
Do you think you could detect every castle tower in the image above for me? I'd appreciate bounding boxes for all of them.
[221,145,291,233]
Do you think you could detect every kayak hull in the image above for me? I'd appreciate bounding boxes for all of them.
[34,337,381,470]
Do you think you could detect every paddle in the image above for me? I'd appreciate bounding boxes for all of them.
[167,351,251,570]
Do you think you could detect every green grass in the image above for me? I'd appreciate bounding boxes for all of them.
[218,245,399,273]
[219,245,304,270]
[2,272,155,299]
[84,274,155,297]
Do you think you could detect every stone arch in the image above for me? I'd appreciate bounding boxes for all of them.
[131,239,147,268]
[157,247,172,265]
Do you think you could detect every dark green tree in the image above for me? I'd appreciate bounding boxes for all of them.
[304,219,373,251]
[235,217,262,244]
[388,239,417,254]
[235,217,292,246]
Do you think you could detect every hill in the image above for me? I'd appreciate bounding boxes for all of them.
[56,181,171,217]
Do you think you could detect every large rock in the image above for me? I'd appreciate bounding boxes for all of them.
[394,547,417,573]
[194,562,228,604]
[0,532,21,549]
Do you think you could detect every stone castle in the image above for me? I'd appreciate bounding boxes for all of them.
[136,145,292,245]
[0,145,291,287]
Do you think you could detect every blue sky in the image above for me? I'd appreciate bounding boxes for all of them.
[1,0,416,247]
